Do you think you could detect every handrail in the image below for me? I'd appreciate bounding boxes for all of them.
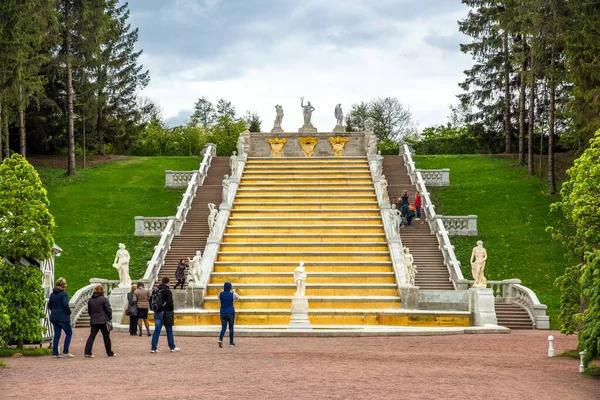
[141,143,216,287]
[69,283,97,325]
[400,143,464,288]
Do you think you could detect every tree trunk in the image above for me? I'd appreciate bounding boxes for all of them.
[97,65,104,156]
[66,18,76,176]
[548,48,557,195]
[504,31,511,154]
[518,41,527,166]
[528,45,535,176]
[3,99,8,159]
[18,85,25,157]
[82,114,86,169]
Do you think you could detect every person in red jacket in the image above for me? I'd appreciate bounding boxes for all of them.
[414,191,422,220]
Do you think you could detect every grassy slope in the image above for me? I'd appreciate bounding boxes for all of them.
[36,157,201,294]
[413,155,571,326]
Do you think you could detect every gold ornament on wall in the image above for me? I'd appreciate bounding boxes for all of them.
[328,136,349,157]
[267,137,287,158]
[298,137,318,157]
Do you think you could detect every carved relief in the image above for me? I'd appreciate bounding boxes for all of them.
[267,137,287,158]
[328,136,349,157]
[298,137,318,157]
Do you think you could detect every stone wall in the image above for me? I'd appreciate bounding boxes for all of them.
[248,132,367,157]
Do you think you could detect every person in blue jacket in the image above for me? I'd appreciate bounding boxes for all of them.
[48,277,74,358]
[218,282,239,348]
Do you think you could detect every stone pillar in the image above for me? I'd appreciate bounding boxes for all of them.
[165,170,174,188]
[399,285,419,309]
[134,216,144,236]
[469,288,497,326]
[108,287,129,327]
[288,295,311,329]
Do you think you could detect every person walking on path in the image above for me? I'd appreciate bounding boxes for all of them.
[151,277,180,354]
[84,284,116,358]
[218,282,239,348]
[174,258,188,289]
[134,282,151,337]
[414,191,422,220]
[127,284,138,336]
[48,277,74,358]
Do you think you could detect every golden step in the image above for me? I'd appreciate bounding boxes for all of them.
[229,211,380,218]
[241,174,373,179]
[238,183,374,189]
[227,217,382,226]
[235,191,375,197]
[222,234,387,243]
[203,296,401,310]
[213,262,394,273]
[219,243,389,252]
[240,179,373,185]
[206,284,398,297]
[209,272,396,284]
[232,203,380,210]
[225,226,386,234]
[216,253,391,262]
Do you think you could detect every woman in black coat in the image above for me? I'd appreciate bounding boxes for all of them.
[84,284,116,357]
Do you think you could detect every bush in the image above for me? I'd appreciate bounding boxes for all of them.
[130,121,209,156]
[377,138,399,155]
[0,347,51,357]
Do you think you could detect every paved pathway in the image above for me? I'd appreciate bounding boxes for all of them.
[0,330,597,399]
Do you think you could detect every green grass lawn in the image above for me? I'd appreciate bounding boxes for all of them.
[414,155,572,327]
[36,157,201,294]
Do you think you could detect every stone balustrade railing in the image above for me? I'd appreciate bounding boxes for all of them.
[434,215,478,236]
[461,279,549,329]
[165,170,195,188]
[138,144,216,286]
[69,279,120,326]
[416,168,450,186]
[134,216,173,236]
[400,143,464,288]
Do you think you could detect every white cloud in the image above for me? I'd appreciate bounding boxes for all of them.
[132,1,472,131]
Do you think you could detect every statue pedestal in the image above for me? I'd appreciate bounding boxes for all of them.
[469,288,497,326]
[298,124,318,133]
[108,287,129,326]
[288,295,311,329]
[271,127,284,134]
[332,125,346,133]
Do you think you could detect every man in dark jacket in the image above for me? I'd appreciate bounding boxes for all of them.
[84,284,116,357]
[151,277,180,353]
[48,277,73,358]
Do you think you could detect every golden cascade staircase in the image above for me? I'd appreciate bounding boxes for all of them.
[187,156,470,328]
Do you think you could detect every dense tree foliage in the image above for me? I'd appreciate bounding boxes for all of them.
[0,154,54,347]
[345,97,417,141]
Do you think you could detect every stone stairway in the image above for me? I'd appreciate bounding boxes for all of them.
[382,156,454,290]
[202,157,407,326]
[159,157,231,286]
[495,302,534,329]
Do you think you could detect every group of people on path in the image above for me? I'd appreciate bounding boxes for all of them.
[48,276,240,358]
[391,190,422,228]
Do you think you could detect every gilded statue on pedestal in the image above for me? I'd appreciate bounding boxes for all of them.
[298,137,318,157]
[267,137,287,158]
[328,136,349,157]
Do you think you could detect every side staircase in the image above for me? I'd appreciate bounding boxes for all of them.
[382,156,453,290]
[159,157,230,286]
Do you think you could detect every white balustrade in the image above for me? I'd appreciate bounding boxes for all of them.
[165,170,195,188]
[434,215,478,236]
[134,216,173,236]
[416,169,450,186]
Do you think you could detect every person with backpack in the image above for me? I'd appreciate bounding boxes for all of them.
[218,282,239,348]
[150,277,180,354]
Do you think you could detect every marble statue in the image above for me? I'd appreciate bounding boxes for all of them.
[187,250,203,285]
[112,243,131,288]
[222,175,230,204]
[294,260,307,296]
[334,104,344,126]
[274,105,284,127]
[365,118,374,133]
[298,137,318,157]
[470,240,488,288]
[389,204,402,236]
[328,136,349,157]
[379,175,389,203]
[230,151,239,177]
[208,203,218,234]
[375,150,384,177]
[267,137,287,157]
[402,247,417,286]
[300,97,315,126]
[367,136,378,155]
[237,135,246,157]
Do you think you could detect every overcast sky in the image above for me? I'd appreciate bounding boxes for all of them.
[127,0,472,131]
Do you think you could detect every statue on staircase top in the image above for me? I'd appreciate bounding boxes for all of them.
[333,103,346,133]
[272,105,284,133]
[299,97,317,133]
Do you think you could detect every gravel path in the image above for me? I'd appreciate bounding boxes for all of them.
[0,330,597,400]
